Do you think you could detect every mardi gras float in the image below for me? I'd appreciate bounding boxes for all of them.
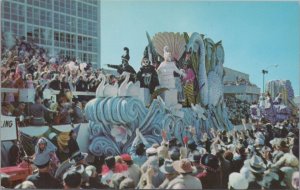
[250,80,297,124]
[84,32,234,156]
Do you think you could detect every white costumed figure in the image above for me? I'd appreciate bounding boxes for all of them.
[157,46,186,89]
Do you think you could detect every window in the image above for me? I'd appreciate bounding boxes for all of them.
[54,31,59,46]
[11,3,18,21]
[54,0,60,11]
[33,8,40,25]
[33,0,39,7]
[60,14,66,31]
[18,5,25,22]
[27,25,33,41]
[3,21,10,33]
[40,10,46,27]
[71,17,76,31]
[77,2,82,17]
[60,33,65,47]
[27,7,33,23]
[46,11,52,27]
[40,0,46,8]
[77,19,82,34]
[66,16,71,32]
[19,24,25,37]
[92,7,97,20]
[3,1,10,19]
[33,27,39,44]
[46,29,53,45]
[11,23,18,35]
[59,0,65,13]
[46,0,52,9]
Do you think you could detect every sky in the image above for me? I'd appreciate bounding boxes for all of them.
[100,0,299,96]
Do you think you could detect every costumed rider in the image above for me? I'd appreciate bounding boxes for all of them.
[136,55,159,95]
[156,46,186,102]
[32,137,60,177]
[107,47,136,83]
[181,61,196,107]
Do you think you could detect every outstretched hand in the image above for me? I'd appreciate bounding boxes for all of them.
[161,130,167,140]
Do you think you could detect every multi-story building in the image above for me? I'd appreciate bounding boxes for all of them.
[1,0,101,67]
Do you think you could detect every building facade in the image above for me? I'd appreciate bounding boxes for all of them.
[223,67,260,103]
[1,0,101,67]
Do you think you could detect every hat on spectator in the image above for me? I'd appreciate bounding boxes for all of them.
[120,154,132,162]
[69,151,88,164]
[228,172,249,189]
[173,159,195,174]
[200,153,220,171]
[146,147,157,157]
[48,132,57,140]
[246,155,266,173]
[160,159,177,174]
[169,147,180,161]
[255,138,265,148]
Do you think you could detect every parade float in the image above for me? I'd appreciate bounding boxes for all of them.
[250,79,297,124]
[84,32,234,156]
[1,32,234,160]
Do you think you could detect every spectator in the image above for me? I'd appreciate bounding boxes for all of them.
[48,74,61,90]
[166,159,202,189]
[63,170,82,189]
[27,153,62,189]
[121,154,141,186]
[72,99,85,123]
[29,95,56,125]
[0,173,11,188]
[14,181,36,189]
[67,130,80,158]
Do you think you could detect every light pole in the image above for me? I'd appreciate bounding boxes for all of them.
[262,64,278,93]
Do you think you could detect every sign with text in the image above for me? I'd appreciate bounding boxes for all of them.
[1,116,17,141]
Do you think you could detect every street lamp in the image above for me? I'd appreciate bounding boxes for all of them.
[262,64,278,93]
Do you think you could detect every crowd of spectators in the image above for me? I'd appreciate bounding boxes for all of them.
[1,36,117,125]
[225,96,251,125]
[1,120,299,189]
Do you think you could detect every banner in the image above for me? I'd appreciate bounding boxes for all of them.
[1,115,17,141]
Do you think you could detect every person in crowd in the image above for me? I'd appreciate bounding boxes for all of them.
[166,159,202,189]
[27,154,62,189]
[68,129,80,158]
[130,129,150,167]
[121,154,141,186]
[0,173,11,188]
[63,169,82,189]
[72,98,85,123]
[61,75,71,91]
[33,137,60,176]
[14,181,36,189]
[81,165,108,189]
[48,74,61,90]
[158,159,179,189]
[197,153,221,189]
[12,102,26,117]
[30,95,57,125]
[8,140,23,166]
[25,73,34,89]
